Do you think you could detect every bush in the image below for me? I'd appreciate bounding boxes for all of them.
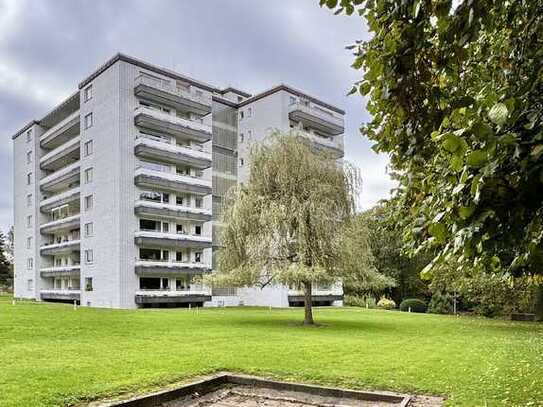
[344,294,377,308]
[377,296,396,310]
[399,298,427,313]
[428,291,454,314]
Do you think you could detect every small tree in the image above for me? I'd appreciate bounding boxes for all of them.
[0,229,13,289]
[209,134,385,324]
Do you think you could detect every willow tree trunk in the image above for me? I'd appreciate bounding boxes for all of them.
[303,281,314,325]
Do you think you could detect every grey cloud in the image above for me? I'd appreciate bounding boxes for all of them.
[0,0,392,232]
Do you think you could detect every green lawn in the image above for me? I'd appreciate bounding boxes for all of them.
[1,295,541,407]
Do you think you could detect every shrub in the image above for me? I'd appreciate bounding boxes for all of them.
[344,294,377,308]
[399,298,427,313]
[428,291,454,314]
[377,296,396,310]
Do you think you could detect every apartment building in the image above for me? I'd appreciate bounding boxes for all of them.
[12,53,345,309]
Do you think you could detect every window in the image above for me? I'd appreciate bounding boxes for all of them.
[248,130,252,139]
[26,151,32,164]
[176,195,184,206]
[176,276,191,291]
[26,194,32,207]
[194,252,202,263]
[84,112,93,129]
[84,222,93,237]
[85,249,94,264]
[139,277,169,290]
[195,197,203,208]
[289,96,296,105]
[85,277,93,291]
[195,225,201,236]
[26,215,32,228]
[176,251,183,262]
[26,237,32,249]
[84,167,93,183]
[176,224,185,234]
[240,133,244,143]
[27,258,33,270]
[26,129,32,143]
[162,222,169,233]
[84,140,93,156]
[247,107,252,117]
[27,172,32,185]
[84,195,93,211]
[239,111,244,120]
[239,158,244,167]
[27,279,34,290]
[139,219,159,231]
[84,85,93,102]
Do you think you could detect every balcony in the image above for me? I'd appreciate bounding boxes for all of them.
[40,214,81,235]
[293,130,344,159]
[134,200,211,222]
[40,136,80,171]
[135,289,211,305]
[134,106,212,143]
[134,74,212,115]
[288,283,343,304]
[40,110,80,149]
[40,289,80,302]
[135,260,211,276]
[40,187,81,213]
[134,167,212,195]
[288,102,344,136]
[134,138,212,169]
[40,161,81,193]
[40,239,81,256]
[134,231,212,250]
[40,265,80,278]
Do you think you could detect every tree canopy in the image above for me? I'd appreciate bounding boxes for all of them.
[322,1,543,292]
[208,133,388,324]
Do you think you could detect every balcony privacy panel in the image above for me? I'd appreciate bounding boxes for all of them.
[212,101,237,151]
[212,175,236,197]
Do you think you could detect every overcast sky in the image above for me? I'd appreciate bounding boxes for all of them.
[0,0,396,233]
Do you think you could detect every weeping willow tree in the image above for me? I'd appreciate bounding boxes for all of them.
[207,133,393,325]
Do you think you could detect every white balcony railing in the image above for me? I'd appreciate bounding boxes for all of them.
[135,260,210,269]
[40,214,80,229]
[40,161,81,187]
[135,74,212,108]
[40,239,81,251]
[135,167,212,189]
[40,187,81,209]
[135,200,211,217]
[289,102,344,128]
[135,289,210,297]
[134,106,212,135]
[40,110,80,143]
[40,265,81,273]
[134,137,211,161]
[134,231,212,244]
[40,136,80,165]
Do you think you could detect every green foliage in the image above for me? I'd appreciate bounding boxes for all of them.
[323,1,543,285]
[377,296,396,310]
[357,206,429,303]
[344,294,377,308]
[207,133,387,323]
[0,229,13,288]
[428,291,454,315]
[2,296,543,406]
[399,298,427,313]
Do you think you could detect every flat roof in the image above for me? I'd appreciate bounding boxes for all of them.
[12,53,344,140]
[79,53,219,92]
[237,84,345,115]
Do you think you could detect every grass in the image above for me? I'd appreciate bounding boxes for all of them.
[1,295,542,407]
